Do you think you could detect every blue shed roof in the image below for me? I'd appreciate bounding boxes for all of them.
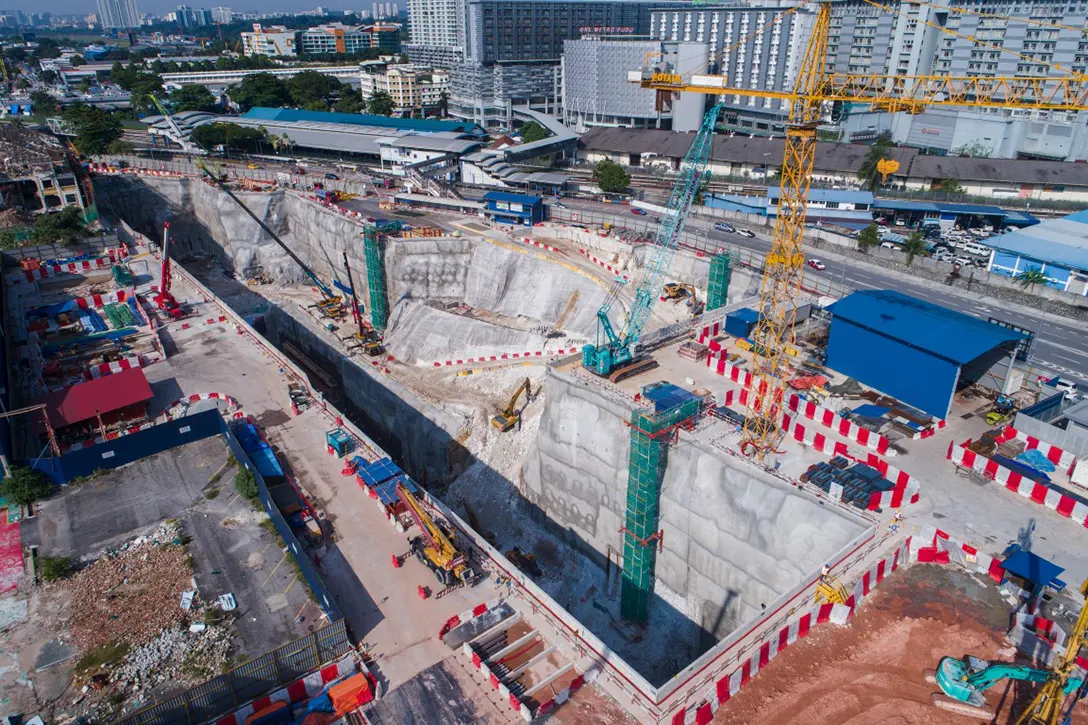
[934,202,1007,216]
[871,199,941,212]
[242,107,484,134]
[987,209,1088,271]
[767,187,874,204]
[482,191,543,205]
[827,290,1024,364]
[1002,550,1064,586]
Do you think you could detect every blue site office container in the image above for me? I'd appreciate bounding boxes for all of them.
[725,308,760,338]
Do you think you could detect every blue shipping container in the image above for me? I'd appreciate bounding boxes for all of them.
[725,308,760,338]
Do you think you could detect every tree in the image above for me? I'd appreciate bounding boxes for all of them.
[902,231,928,266]
[518,120,549,144]
[169,84,217,112]
[857,136,895,192]
[285,70,344,109]
[30,91,58,114]
[0,229,22,250]
[1015,267,1050,293]
[437,90,449,118]
[594,159,630,194]
[39,69,58,85]
[69,54,86,66]
[78,78,93,93]
[936,178,965,195]
[0,466,54,507]
[30,38,61,59]
[32,206,85,245]
[951,141,991,158]
[191,122,267,152]
[855,224,880,254]
[227,73,291,112]
[694,179,710,206]
[367,90,395,116]
[63,105,122,156]
[333,91,364,114]
[107,139,136,154]
[15,78,29,90]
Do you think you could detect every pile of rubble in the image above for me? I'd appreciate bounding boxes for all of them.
[114,624,233,690]
[64,521,195,651]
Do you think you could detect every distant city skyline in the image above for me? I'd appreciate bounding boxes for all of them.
[5,0,400,19]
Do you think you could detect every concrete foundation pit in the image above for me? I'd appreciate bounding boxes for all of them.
[97,175,860,686]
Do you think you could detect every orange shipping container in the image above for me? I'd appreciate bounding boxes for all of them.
[328,673,374,713]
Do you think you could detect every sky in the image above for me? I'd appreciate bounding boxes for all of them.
[10,0,399,19]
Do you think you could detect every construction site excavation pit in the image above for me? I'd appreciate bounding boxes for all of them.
[98,174,871,687]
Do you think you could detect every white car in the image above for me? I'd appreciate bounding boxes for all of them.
[880,241,899,250]
[736,229,756,238]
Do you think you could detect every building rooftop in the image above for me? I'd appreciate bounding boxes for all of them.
[988,209,1088,271]
[827,289,1024,365]
[37,367,153,428]
[767,187,874,204]
[482,191,543,205]
[0,124,67,178]
[383,135,483,153]
[242,107,485,136]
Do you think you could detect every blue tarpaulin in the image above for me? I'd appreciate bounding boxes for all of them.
[992,454,1051,483]
[1002,550,1064,587]
[851,404,889,420]
[1016,448,1056,473]
[356,457,400,487]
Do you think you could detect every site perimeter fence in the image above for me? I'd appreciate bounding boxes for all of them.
[116,619,352,725]
[549,207,855,301]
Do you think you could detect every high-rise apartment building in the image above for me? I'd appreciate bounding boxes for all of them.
[830,0,1088,160]
[406,0,462,48]
[96,0,140,29]
[241,24,298,56]
[648,5,816,135]
[211,6,232,23]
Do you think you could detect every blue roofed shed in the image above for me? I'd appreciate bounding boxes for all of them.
[987,209,1088,295]
[481,191,545,225]
[1001,550,1065,593]
[826,290,1025,418]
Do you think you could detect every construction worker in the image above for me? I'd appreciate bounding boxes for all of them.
[821,563,830,580]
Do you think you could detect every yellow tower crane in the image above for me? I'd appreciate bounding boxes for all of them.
[640,1,1088,458]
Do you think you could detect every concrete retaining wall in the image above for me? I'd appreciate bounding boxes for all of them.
[1012,413,1088,460]
[523,366,869,644]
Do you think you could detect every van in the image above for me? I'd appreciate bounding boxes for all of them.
[963,242,991,256]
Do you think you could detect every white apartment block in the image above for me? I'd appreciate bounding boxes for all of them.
[241,24,298,57]
[406,0,463,49]
[360,65,449,113]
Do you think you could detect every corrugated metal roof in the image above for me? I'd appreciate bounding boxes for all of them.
[482,191,543,204]
[38,367,153,427]
[827,290,1024,364]
[906,155,1088,186]
[242,107,485,135]
[987,209,1088,271]
[872,199,941,212]
[767,187,874,203]
[383,135,482,153]
[934,202,1006,215]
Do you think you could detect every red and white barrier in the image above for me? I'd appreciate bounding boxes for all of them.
[169,315,230,332]
[697,321,722,345]
[162,392,242,420]
[577,248,629,280]
[911,418,947,440]
[910,526,1007,583]
[858,452,922,510]
[88,355,142,379]
[213,654,360,725]
[994,425,1077,473]
[520,237,559,253]
[438,598,507,640]
[431,347,581,368]
[8,254,126,284]
[786,393,891,455]
[948,440,1088,528]
[666,540,908,725]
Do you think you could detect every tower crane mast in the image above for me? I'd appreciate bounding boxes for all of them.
[639,1,1088,458]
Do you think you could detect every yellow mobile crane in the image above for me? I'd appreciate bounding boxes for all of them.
[491,378,532,432]
[640,1,1088,459]
[396,482,473,587]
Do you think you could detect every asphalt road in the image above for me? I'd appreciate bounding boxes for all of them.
[558,198,1088,386]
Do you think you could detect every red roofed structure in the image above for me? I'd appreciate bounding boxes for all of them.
[36,367,154,434]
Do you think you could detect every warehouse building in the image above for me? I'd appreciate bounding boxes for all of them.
[825,290,1025,419]
[986,210,1088,295]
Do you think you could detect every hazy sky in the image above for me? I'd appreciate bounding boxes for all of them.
[10,0,398,19]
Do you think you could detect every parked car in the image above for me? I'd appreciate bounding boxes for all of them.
[880,241,899,250]
[1053,379,1080,398]
[932,249,953,262]
[963,241,992,256]
[736,228,755,238]
[631,208,648,216]
[807,258,826,271]
[953,256,974,266]
[714,222,736,233]
[325,172,339,180]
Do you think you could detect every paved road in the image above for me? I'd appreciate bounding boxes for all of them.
[558,198,1088,386]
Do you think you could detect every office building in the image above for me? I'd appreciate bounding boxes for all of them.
[648,4,817,135]
[241,24,298,57]
[360,64,449,113]
[562,37,670,131]
[829,0,1088,160]
[299,22,402,55]
[211,6,232,23]
[97,0,140,29]
[443,0,686,128]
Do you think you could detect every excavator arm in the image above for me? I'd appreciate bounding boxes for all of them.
[396,483,458,563]
[492,378,532,432]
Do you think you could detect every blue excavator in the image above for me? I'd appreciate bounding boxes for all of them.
[935,655,1082,717]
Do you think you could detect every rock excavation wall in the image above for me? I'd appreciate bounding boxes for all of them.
[522,365,869,642]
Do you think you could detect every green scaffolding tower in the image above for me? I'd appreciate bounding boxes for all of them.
[622,395,700,623]
[362,227,389,331]
[706,252,731,312]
